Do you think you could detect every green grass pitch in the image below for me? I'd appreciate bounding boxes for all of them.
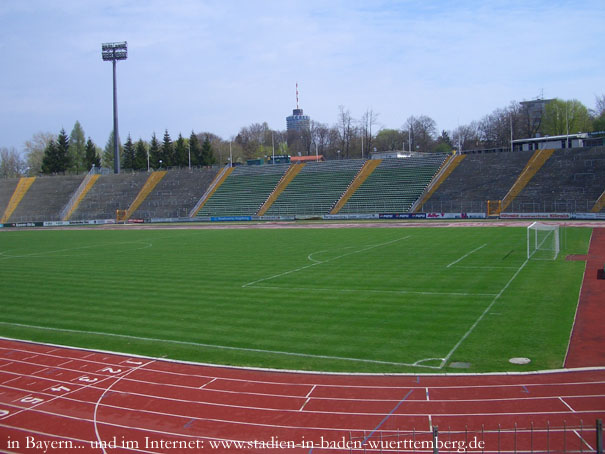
[0,225,591,373]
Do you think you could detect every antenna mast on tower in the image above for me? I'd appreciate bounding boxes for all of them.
[296,82,299,109]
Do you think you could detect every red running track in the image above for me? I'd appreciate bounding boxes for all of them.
[565,228,605,368]
[0,338,604,453]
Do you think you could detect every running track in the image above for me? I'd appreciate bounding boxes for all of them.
[1,224,604,453]
[0,339,604,453]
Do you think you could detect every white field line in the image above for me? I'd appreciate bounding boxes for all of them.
[574,430,594,451]
[0,321,435,369]
[0,241,153,260]
[446,243,487,268]
[93,360,155,454]
[4,363,604,405]
[0,336,605,380]
[563,228,593,367]
[558,396,575,412]
[250,285,497,298]
[440,257,530,368]
[242,236,411,288]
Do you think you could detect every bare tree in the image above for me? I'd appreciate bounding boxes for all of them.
[337,106,354,159]
[593,94,605,118]
[405,115,437,152]
[24,131,55,175]
[359,108,379,158]
[0,147,25,178]
[451,122,481,151]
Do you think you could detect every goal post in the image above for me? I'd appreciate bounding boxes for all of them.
[527,222,560,260]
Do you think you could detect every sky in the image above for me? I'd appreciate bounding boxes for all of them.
[1,0,604,152]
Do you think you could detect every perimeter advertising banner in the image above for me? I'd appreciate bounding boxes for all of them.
[426,212,487,219]
[378,213,427,219]
[499,212,572,220]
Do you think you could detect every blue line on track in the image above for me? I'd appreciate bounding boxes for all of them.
[308,389,414,453]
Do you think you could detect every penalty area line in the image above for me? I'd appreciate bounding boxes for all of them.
[446,243,487,268]
[440,257,530,368]
[0,321,439,369]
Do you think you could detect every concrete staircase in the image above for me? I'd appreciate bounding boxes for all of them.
[1,177,36,222]
[330,159,381,214]
[500,149,555,212]
[257,164,306,216]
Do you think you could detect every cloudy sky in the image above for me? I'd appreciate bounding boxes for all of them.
[1,0,604,151]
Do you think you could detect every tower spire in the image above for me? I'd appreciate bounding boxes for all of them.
[296,82,299,109]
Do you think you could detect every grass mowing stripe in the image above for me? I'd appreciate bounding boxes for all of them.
[242,235,411,288]
[440,256,530,368]
[0,321,437,368]
[0,227,590,372]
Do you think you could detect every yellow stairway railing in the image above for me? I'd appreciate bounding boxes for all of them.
[414,154,466,212]
[590,189,605,213]
[124,171,167,220]
[189,166,235,217]
[1,177,36,223]
[62,174,100,221]
[257,164,306,216]
[501,148,555,212]
[330,159,381,214]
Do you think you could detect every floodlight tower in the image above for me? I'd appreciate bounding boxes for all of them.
[101,41,127,174]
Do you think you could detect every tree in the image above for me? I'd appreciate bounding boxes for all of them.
[189,131,202,166]
[434,130,453,153]
[336,106,353,158]
[374,128,404,151]
[541,99,592,136]
[24,132,55,175]
[451,122,481,151]
[148,133,161,169]
[0,147,25,178]
[592,95,605,131]
[593,94,605,118]
[200,135,216,166]
[134,139,148,171]
[173,133,188,167]
[161,130,173,167]
[122,135,135,170]
[41,128,70,174]
[405,115,437,152]
[102,130,122,169]
[69,121,86,172]
[84,137,101,170]
[359,108,379,158]
[236,122,271,159]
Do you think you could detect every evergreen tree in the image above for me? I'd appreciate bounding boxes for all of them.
[55,128,71,172]
[161,129,173,167]
[41,129,70,174]
[41,140,58,174]
[134,139,148,171]
[69,121,86,172]
[174,133,187,167]
[102,131,122,169]
[122,135,136,170]
[200,135,216,166]
[84,137,101,170]
[149,133,161,169]
[189,131,202,167]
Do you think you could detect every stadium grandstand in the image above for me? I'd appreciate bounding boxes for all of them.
[1,145,605,224]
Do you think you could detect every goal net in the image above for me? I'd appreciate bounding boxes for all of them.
[527,222,559,260]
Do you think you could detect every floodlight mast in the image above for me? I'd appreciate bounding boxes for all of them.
[101,41,127,174]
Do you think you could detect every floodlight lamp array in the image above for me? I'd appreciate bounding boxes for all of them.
[101,41,128,61]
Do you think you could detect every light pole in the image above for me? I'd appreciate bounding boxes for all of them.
[101,41,127,174]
